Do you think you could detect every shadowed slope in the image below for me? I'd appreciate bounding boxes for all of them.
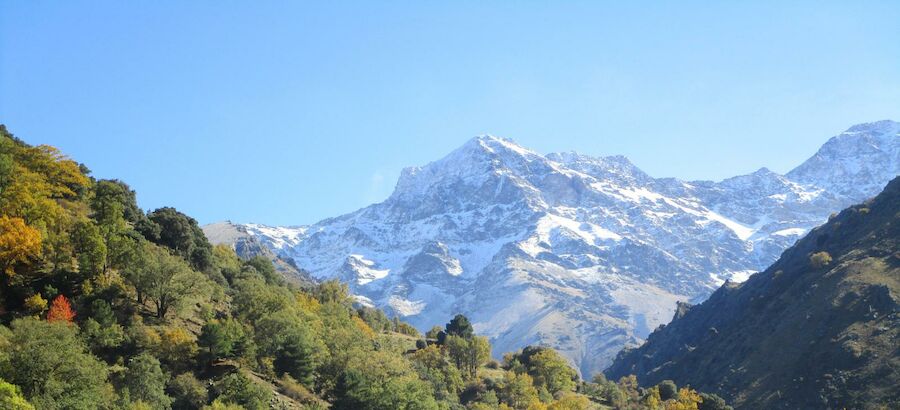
[606,176,900,409]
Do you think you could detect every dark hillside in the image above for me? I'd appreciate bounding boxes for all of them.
[606,176,900,409]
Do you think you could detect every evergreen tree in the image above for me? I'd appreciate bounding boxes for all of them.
[445,314,474,339]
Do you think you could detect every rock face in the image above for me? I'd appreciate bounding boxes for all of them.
[202,221,315,287]
[605,176,900,409]
[213,120,899,376]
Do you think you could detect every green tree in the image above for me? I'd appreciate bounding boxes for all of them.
[0,379,35,410]
[446,335,491,379]
[91,179,143,226]
[617,375,641,405]
[80,299,124,351]
[500,370,539,409]
[71,219,107,278]
[0,318,114,409]
[168,372,208,410]
[358,306,392,333]
[230,276,294,323]
[146,207,212,271]
[122,353,172,410]
[90,180,132,273]
[425,325,443,340]
[698,393,732,410]
[156,327,199,373]
[332,350,438,410]
[527,349,577,395]
[254,309,326,385]
[198,317,247,362]
[658,380,677,401]
[245,256,282,285]
[209,244,241,285]
[314,279,351,306]
[410,344,464,401]
[445,314,474,339]
[130,244,210,318]
[212,372,271,410]
[548,393,591,410]
[202,399,243,410]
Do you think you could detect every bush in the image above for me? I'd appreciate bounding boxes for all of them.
[121,353,172,409]
[202,399,243,410]
[278,375,327,407]
[212,372,271,410]
[0,379,35,410]
[22,294,47,315]
[254,310,325,385]
[156,327,199,373]
[198,318,247,363]
[810,251,832,269]
[699,392,733,410]
[657,380,677,401]
[168,373,207,410]
[395,321,420,337]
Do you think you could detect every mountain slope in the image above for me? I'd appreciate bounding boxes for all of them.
[605,176,900,409]
[214,120,900,376]
[202,221,315,287]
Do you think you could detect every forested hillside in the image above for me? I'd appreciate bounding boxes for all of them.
[606,176,900,409]
[0,126,728,410]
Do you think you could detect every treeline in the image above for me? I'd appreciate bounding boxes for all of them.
[0,126,729,410]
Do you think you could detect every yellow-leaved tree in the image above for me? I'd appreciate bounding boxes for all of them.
[0,216,42,276]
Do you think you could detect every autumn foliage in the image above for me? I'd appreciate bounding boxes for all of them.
[0,215,42,276]
[47,295,75,323]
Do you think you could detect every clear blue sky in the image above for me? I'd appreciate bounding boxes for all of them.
[2,1,898,226]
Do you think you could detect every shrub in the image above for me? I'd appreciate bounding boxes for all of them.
[212,372,271,410]
[657,380,677,401]
[810,252,832,269]
[395,321,420,337]
[198,318,247,363]
[121,353,172,409]
[22,294,47,315]
[156,327,199,373]
[0,379,35,410]
[168,373,207,410]
[278,375,327,407]
[699,392,733,410]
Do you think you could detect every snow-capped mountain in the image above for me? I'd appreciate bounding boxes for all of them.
[216,120,900,376]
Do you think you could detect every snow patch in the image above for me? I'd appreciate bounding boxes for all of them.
[388,295,427,316]
[348,254,390,285]
[773,227,807,237]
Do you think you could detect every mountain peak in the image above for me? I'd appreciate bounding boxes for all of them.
[844,119,899,134]
[464,134,539,158]
[388,135,546,206]
[787,120,899,200]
